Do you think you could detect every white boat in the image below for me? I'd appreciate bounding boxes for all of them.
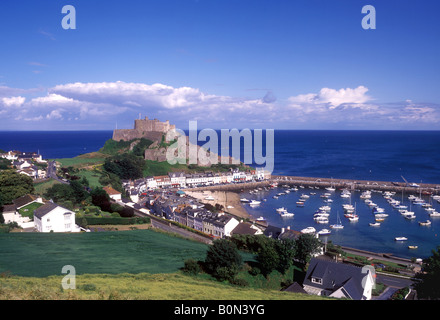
[395,237,408,241]
[256,216,266,221]
[369,222,381,227]
[348,215,359,222]
[317,229,331,236]
[301,226,316,234]
[273,196,279,199]
[204,196,215,200]
[404,214,416,220]
[419,220,431,226]
[240,198,250,203]
[330,212,344,229]
[319,206,331,212]
[429,211,440,217]
[249,200,261,206]
[326,187,335,191]
[276,207,287,213]
[374,213,389,218]
[280,212,294,218]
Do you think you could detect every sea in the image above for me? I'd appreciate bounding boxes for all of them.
[1,130,440,259]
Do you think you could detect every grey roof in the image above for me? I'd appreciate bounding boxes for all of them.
[13,194,37,209]
[33,202,59,219]
[303,258,368,300]
[1,204,16,213]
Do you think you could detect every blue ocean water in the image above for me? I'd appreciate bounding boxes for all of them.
[1,130,439,258]
[0,131,113,159]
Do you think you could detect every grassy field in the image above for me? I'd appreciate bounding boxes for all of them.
[0,229,208,277]
[33,179,62,196]
[54,154,107,169]
[0,229,325,300]
[0,272,321,300]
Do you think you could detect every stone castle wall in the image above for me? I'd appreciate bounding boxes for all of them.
[112,117,175,142]
[134,117,175,133]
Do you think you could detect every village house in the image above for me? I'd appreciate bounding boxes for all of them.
[302,257,375,300]
[154,175,171,188]
[103,186,122,201]
[33,202,80,233]
[168,172,186,188]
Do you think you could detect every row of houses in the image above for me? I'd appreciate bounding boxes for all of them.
[146,191,263,239]
[1,150,47,179]
[122,168,271,200]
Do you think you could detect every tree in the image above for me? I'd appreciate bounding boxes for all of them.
[205,239,242,281]
[414,246,440,299]
[45,184,74,204]
[256,240,279,277]
[103,153,144,180]
[275,238,297,274]
[69,180,88,204]
[90,187,112,212]
[295,233,323,269]
[0,170,34,204]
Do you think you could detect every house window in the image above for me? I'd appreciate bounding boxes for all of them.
[65,223,71,230]
[311,277,322,284]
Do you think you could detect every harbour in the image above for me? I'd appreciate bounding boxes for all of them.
[238,179,440,260]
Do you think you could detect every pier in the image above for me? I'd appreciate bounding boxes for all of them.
[271,175,440,196]
[185,175,440,196]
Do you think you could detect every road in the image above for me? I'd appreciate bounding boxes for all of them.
[47,160,69,184]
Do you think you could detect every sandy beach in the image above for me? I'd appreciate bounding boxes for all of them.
[185,190,250,219]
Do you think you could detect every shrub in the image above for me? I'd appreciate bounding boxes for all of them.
[230,278,249,287]
[183,259,201,276]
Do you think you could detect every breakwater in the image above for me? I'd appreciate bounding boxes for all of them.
[186,175,440,195]
[272,175,440,195]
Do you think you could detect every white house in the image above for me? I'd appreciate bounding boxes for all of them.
[144,176,157,189]
[302,258,375,300]
[169,172,187,188]
[103,186,122,201]
[34,202,80,233]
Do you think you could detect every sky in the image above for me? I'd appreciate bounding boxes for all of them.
[0,0,440,131]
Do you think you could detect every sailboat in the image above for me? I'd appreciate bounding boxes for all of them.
[330,211,344,229]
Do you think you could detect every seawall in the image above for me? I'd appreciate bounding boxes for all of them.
[186,175,440,195]
[271,175,440,195]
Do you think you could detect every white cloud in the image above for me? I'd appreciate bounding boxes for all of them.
[1,81,439,129]
[1,96,26,107]
[288,86,371,108]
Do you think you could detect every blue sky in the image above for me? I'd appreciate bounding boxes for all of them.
[1,0,440,130]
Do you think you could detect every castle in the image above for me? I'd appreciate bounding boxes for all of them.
[112,117,176,142]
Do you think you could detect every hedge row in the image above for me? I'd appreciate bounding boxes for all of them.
[76,216,150,226]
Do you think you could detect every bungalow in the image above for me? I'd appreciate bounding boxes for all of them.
[302,257,375,300]
[103,186,122,201]
[34,202,80,233]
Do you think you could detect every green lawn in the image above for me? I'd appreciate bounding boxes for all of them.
[0,229,208,277]
[18,202,44,219]
[54,156,107,168]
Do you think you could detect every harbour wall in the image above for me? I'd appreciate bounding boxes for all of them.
[271,175,440,195]
[186,175,440,195]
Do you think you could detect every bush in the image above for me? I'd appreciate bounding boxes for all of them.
[230,278,249,287]
[183,259,201,276]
